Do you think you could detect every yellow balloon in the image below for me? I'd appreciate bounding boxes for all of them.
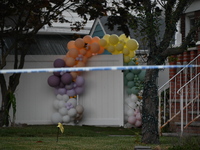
[107,45,115,53]
[126,39,139,51]
[119,34,127,40]
[109,34,119,45]
[115,43,124,52]
[103,34,110,42]
[124,56,131,63]
[99,39,107,47]
[122,48,130,56]
[111,47,121,55]
[129,51,136,58]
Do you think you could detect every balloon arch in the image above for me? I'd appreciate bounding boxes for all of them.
[47,34,145,128]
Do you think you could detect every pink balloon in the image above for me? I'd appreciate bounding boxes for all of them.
[136,112,142,120]
[47,75,60,87]
[135,120,142,127]
[128,116,136,125]
[61,73,73,85]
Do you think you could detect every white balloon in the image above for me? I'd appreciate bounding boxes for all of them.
[128,102,136,109]
[58,101,65,108]
[76,105,84,114]
[124,105,129,115]
[59,107,68,116]
[127,109,135,116]
[53,100,59,110]
[51,112,62,124]
[68,108,77,117]
[124,115,129,122]
[56,94,63,100]
[63,94,69,101]
[125,97,132,104]
[67,98,77,107]
[130,94,138,102]
[124,123,134,128]
[63,115,71,123]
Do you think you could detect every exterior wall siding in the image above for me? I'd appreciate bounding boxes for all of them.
[5,55,124,126]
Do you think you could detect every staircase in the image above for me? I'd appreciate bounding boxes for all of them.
[158,45,200,136]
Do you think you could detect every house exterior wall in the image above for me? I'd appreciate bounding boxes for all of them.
[5,54,124,126]
[168,42,200,133]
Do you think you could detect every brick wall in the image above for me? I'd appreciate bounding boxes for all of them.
[168,42,200,134]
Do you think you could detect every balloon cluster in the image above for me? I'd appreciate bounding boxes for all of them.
[47,58,85,124]
[47,59,85,96]
[51,95,84,124]
[99,34,139,63]
[48,35,106,124]
[124,94,142,128]
[124,57,146,95]
[47,34,143,126]
[64,35,105,69]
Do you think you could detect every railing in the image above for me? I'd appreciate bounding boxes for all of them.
[177,72,200,135]
[158,53,200,135]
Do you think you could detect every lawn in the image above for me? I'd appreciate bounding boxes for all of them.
[0,125,199,150]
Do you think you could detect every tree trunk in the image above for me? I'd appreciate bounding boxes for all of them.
[141,67,160,144]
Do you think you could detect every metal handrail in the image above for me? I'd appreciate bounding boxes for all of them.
[177,72,200,94]
[158,53,200,91]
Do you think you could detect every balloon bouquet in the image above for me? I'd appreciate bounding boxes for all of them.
[47,34,144,127]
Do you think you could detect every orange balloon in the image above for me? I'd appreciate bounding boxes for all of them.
[68,48,79,58]
[90,42,100,53]
[67,41,76,50]
[75,38,85,48]
[82,56,88,63]
[64,57,76,67]
[83,35,92,44]
[70,72,78,79]
[97,46,105,54]
[92,36,100,43]
[76,61,85,67]
[79,48,86,55]
[85,51,92,58]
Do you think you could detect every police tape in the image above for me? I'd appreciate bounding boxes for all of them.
[0,65,199,74]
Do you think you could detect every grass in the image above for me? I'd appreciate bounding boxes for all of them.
[0,125,199,150]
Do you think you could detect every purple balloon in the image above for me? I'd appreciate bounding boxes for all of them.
[66,89,76,97]
[61,73,73,85]
[47,75,60,87]
[75,86,84,95]
[58,88,66,95]
[76,76,85,87]
[53,71,61,76]
[59,82,65,88]
[53,59,65,68]
[65,83,73,90]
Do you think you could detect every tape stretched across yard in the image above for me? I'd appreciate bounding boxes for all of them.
[0,65,199,74]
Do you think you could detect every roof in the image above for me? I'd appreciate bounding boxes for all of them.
[90,16,166,51]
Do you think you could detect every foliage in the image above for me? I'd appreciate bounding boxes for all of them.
[0,125,186,150]
[168,136,200,150]
[0,0,108,127]
[85,0,200,144]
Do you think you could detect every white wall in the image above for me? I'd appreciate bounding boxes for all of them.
[5,54,124,126]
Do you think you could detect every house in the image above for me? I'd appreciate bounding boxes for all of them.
[159,0,200,135]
